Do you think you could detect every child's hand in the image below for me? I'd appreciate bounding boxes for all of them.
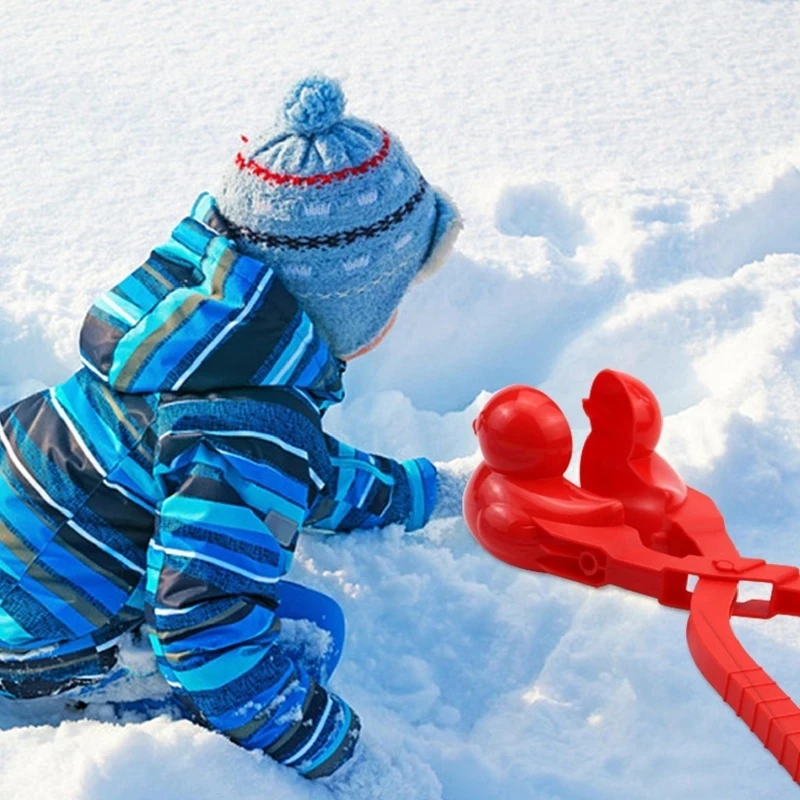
[430,461,472,520]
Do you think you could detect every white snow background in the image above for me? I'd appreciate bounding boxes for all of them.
[2,0,800,797]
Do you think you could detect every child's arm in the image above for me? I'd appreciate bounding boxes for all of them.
[145,390,359,779]
[302,433,438,534]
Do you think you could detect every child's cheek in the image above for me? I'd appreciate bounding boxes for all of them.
[342,310,399,361]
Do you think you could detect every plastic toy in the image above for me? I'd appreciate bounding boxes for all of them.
[464,369,800,785]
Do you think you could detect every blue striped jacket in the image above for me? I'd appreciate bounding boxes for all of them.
[0,194,437,779]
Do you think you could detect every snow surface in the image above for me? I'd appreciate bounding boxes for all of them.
[2,0,800,797]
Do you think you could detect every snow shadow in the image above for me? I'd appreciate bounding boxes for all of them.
[632,201,690,225]
[297,522,587,739]
[634,166,800,287]
[0,257,60,406]
[341,250,624,416]
[495,182,590,258]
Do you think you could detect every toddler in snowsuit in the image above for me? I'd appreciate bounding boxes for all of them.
[0,76,461,780]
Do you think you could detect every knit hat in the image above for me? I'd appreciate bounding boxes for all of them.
[216,75,462,359]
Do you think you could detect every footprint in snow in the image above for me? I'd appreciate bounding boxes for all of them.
[494,182,590,258]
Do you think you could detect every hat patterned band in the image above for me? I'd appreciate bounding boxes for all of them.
[227,177,428,252]
[235,129,393,187]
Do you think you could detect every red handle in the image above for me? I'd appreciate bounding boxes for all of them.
[687,577,800,784]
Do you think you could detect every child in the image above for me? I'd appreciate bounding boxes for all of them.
[0,76,462,783]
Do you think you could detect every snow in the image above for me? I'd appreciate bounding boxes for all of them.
[2,0,800,797]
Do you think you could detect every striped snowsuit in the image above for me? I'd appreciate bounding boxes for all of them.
[0,194,437,779]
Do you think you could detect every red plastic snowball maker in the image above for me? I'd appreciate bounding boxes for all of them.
[464,370,800,786]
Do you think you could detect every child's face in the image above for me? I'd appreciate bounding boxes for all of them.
[342,310,399,361]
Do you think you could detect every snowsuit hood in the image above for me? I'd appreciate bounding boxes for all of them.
[78,193,346,407]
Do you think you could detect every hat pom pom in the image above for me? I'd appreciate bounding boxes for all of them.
[283,76,346,136]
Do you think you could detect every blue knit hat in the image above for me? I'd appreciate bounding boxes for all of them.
[216,75,462,359]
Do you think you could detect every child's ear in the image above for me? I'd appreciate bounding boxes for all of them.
[413,188,463,286]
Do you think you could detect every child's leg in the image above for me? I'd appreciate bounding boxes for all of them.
[0,628,187,725]
[84,586,345,722]
[276,581,345,686]
[38,628,197,726]
[146,392,362,779]
[0,634,121,700]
